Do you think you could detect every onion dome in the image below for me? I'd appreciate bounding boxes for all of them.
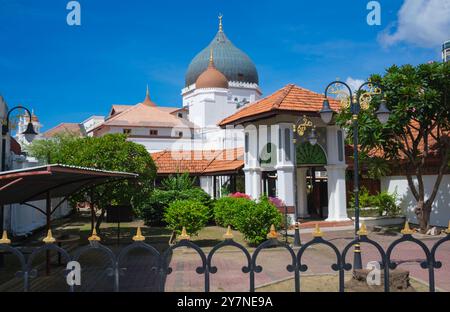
[185,15,259,87]
[195,50,229,89]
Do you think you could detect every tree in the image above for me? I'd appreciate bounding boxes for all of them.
[338,62,450,232]
[27,134,157,231]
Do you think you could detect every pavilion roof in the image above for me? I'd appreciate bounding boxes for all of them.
[0,164,137,205]
[219,84,341,126]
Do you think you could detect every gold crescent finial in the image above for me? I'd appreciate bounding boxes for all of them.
[218,14,223,32]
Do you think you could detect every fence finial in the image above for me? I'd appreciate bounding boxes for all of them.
[266,224,278,239]
[88,228,101,241]
[223,225,234,240]
[43,230,56,244]
[312,223,323,237]
[401,221,414,235]
[0,230,11,244]
[133,226,145,242]
[357,222,368,236]
[446,221,450,234]
[178,227,190,241]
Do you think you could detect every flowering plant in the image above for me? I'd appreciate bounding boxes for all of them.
[229,192,251,200]
[269,197,284,208]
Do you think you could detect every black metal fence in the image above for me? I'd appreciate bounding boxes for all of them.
[0,225,448,292]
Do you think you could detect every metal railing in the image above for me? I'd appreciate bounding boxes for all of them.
[0,222,448,292]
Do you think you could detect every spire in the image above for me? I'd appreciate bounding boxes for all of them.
[218,13,223,32]
[142,84,156,107]
[208,48,215,67]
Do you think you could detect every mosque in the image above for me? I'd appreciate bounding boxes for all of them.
[41,16,350,223]
[35,18,450,226]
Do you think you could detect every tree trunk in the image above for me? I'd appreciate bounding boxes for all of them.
[95,207,106,233]
[414,199,431,233]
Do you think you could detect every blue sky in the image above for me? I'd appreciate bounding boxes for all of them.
[0,0,448,132]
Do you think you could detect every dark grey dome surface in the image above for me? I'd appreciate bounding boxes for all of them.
[185,31,259,87]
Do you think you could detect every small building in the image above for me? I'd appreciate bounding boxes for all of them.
[219,84,348,222]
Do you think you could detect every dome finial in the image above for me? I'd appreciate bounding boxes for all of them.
[209,48,215,67]
[218,13,223,32]
[146,84,150,98]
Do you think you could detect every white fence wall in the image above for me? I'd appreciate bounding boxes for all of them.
[380,174,450,227]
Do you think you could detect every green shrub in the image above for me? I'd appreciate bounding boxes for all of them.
[180,188,212,209]
[164,200,210,236]
[348,188,401,217]
[140,187,212,226]
[234,196,282,246]
[213,197,254,227]
[372,191,401,217]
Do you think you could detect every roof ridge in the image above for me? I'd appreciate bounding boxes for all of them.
[273,84,295,109]
[201,150,225,174]
[44,122,80,134]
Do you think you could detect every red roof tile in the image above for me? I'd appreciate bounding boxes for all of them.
[219,84,340,126]
[151,148,244,175]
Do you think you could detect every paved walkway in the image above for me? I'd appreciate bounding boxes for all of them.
[0,229,448,292]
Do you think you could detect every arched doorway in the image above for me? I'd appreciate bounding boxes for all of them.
[296,142,328,219]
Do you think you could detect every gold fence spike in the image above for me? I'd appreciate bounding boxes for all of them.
[357,222,368,236]
[43,230,56,244]
[312,223,323,237]
[133,226,145,242]
[178,227,190,241]
[0,230,11,244]
[401,221,414,235]
[88,228,101,241]
[446,221,450,234]
[266,224,278,239]
[223,225,234,240]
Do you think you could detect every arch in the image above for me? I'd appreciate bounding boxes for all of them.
[296,142,327,166]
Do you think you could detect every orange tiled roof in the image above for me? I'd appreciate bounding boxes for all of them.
[43,123,85,138]
[97,102,196,130]
[151,148,244,175]
[219,84,340,126]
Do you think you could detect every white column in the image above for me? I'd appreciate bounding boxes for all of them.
[251,168,262,200]
[325,125,348,221]
[276,165,294,207]
[297,167,309,218]
[325,164,348,221]
[243,125,262,199]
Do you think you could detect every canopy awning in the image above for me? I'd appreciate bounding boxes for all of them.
[0,164,138,205]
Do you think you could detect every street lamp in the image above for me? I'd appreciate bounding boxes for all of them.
[1,105,37,265]
[320,80,390,270]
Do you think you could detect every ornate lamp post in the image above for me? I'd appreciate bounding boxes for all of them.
[320,81,390,269]
[1,105,37,265]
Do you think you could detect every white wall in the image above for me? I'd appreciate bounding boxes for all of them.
[381,174,450,227]
[4,198,72,236]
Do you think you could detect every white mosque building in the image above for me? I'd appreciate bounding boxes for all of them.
[40,16,349,223]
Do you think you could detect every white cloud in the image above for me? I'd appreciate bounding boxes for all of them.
[345,77,365,92]
[378,0,450,48]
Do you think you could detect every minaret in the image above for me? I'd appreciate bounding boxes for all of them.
[443,40,450,62]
